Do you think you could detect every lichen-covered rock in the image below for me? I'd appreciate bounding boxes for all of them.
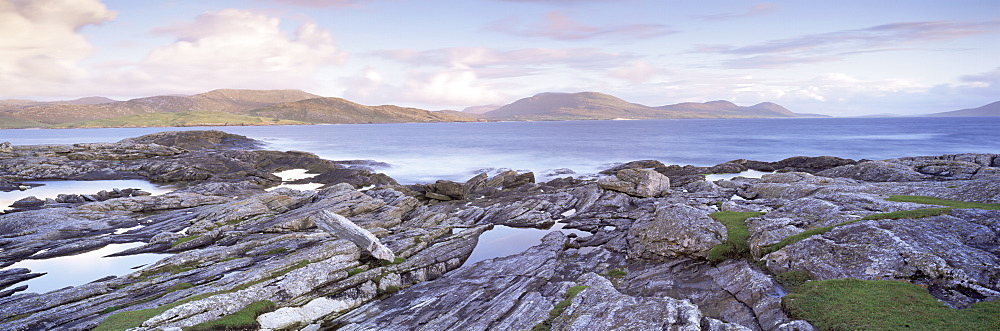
[628,204,725,260]
[552,272,745,330]
[599,168,671,198]
[765,211,1000,308]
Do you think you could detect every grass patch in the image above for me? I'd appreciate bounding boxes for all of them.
[171,235,201,248]
[347,268,365,276]
[185,300,275,331]
[93,293,215,331]
[761,208,953,256]
[99,260,311,330]
[164,282,195,294]
[886,195,1000,210]
[379,257,406,266]
[860,208,952,220]
[531,285,590,331]
[784,278,1000,330]
[775,271,812,291]
[606,268,627,279]
[706,211,764,262]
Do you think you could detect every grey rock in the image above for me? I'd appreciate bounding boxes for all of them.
[315,210,395,261]
[551,272,709,330]
[628,204,725,260]
[598,168,671,198]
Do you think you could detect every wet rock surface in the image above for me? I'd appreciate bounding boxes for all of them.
[0,132,996,330]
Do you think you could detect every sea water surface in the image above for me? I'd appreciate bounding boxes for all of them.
[4,117,998,185]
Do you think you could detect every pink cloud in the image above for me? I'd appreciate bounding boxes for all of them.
[492,11,676,40]
[698,20,1000,69]
[696,2,779,21]
[373,47,627,68]
[261,0,369,8]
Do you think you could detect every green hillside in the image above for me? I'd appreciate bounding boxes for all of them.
[55,111,309,128]
[0,115,47,129]
[247,97,482,124]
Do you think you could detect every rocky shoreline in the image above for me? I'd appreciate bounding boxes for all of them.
[0,130,997,330]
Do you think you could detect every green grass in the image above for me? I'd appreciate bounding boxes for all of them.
[93,293,215,331]
[185,300,275,331]
[859,208,953,220]
[348,268,365,276]
[171,235,201,248]
[606,268,627,278]
[706,211,764,262]
[379,257,406,266]
[775,271,812,291]
[886,195,1000,210]
[761,208,953,256]
[532,285,590,331]
[98,259,312,330]
[784,278,1000,330]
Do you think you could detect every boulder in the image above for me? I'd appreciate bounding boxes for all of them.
[600,159,666,174]
[598,168,671,198]
[117,130,262,150]
[315,210,395,261]
[551,272,730,330]
[627,204,725,260]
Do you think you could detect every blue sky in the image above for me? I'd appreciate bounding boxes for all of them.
[2,0,999,115]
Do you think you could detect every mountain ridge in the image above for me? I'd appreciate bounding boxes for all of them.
[927,100,1000,117]
[482,91,803,120]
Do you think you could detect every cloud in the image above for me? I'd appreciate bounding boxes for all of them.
[374,47,625,68]
[262,0,369,8]
[0,0,116,96]
[610,61,661,83]
[699,20,1000,69]
[719,55,842,69]
[956,66,1000,97]
[342,66,507,108]
[695,2,779,21]
[104,9,347,95]
[492,11,676,40]
[500,0,629,3]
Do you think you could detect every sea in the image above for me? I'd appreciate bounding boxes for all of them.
[4,117,998,185]
[2,117,998,293]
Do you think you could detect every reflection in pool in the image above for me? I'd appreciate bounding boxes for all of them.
[0,179,174,210]
[1,242,172,294]
[267,169,325,191]
[463,222,590,266]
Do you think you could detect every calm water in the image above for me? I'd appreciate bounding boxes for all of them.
[4,117,997,184]
[1,242,171,294]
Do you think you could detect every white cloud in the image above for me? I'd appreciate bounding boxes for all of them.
[401,66,505,106]
[343,65,507,108]
[610,61,661,83]
[125,9,346,93]
[0,0,116,96]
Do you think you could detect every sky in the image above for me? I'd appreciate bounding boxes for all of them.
[2,0,999,116]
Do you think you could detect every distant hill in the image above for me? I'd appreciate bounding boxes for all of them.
[54,111,309,128]
[927,101,1000,117]
[247,97,483,124]
[0,89,320,125]
[462,104,503,114]
[0,115,46,129]
[482,92,802,120]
